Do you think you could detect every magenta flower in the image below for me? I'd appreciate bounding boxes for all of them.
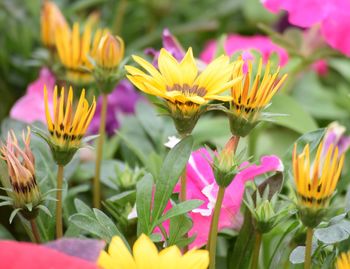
[323,122,350,156]
[88,80,142,136]
[167,148,284,248]
[0,240,98,269]
[262,0,350,56]
[200,34,289,66]
[10,68,55,123]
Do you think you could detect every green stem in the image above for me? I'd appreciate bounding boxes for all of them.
[56,164,64,238]
[304,228,313,269]
[30,219,41,243]
[251,232,262,269]
[207,186,226,269]
[94,94,108,209]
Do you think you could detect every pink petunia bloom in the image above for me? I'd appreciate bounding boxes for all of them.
[0,240,97,269]
[200,34,289,66]
[261,0,350,56]
[10,68,55,123]
[166,148,284,248]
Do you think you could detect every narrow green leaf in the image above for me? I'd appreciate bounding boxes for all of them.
[155,199,203,226]
[136,174,153,235]
[9,208,21,224]
[152,136,193,224]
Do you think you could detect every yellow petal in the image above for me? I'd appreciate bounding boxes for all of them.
[107,236,136,269]
[180,249,209,269]
[158,48,182,87]
[133,234,159,269]
[158,246,181,269]
[179,47,198,86]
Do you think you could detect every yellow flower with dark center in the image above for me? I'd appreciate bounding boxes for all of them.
[43,85,96,165]
[0,128,40,209]
[98,234,209,269]
[126,47,242,135]
[41,1,69,48]
[231,59,287,118]
[55,22,108,84]
[292,141,345,227]
[96,33,125,69]
[336,251,350,269]
[228,59,287,137]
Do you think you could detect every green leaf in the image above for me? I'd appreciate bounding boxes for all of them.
[136,174,153,235]
[151,136,193,224]
[289,243,317,264]
[315,219,350,244]
[155,199,203,226]
[168,214,194,248]
[74,199,95,217]
[93,209,126,241]
[9,208,21,224]
[0,224,14,239]
[266,93,318,134]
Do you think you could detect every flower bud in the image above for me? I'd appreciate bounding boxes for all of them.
[115,165,145,190]
[96,33,124,69]
[0,128,41,219]
[41,1,69,48]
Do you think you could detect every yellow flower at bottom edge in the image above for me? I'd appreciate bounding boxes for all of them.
[97,234,209,269]
[336,251,350,269]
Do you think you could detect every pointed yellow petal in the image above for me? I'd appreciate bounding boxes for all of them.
[133,234,159,269]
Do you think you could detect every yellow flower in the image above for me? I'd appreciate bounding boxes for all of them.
[292,141,345,227]
[43,85,96,165]
[126,47,242,135]
[336,251,350,269]
[96,33,125,69]
[41,1,69,48]
[98,234,209,269]
[228,58,287,136]
[231,59,287,119]
[55,22,108,84]
[0,127,40,209]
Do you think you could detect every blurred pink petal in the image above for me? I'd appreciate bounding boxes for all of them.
[312,60,328,76]
[262,0,350,56]
[10,68,55,123]
[169,148,283,248]
[0,240,97,269]
[200,34,288,66]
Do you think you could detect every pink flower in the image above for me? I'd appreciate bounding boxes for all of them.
[10,68,55,123]
[167,148,284,248]
[262,0,350,56]
[0,240,97,269]
[200,34,289,66]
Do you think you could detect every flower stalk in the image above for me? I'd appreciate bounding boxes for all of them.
[251,232,262,269]
[207,135,240,269]
[207,185,225,269]
[30,219,41,243]
[56,164,64,238]
[304,228,313,269]
[94,94,108,209]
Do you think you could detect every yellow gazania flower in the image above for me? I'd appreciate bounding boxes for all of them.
[336,251,350,269]
[41,0,69,48]
[126,47,242,135]
[0,127,41,208]
[55,22,108,83]
[231,59,287,120]
[96,33,125,69]
[98,234,209,269]
[44,85,96,153]
[292,142,344,210]
[126,47,240,106]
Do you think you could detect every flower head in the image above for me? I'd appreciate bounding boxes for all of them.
[41,1,69,48]
[292,141,345,227]
[98,234,209,269]
[0,128,41,219]
[43,85,96,165]
[228,58,287,136]
[96,33,124,69]
[126,47,242,135]
[336,251,350,269]
[55,22,108,84]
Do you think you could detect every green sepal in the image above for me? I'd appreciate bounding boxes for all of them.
[298,206,327,228]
